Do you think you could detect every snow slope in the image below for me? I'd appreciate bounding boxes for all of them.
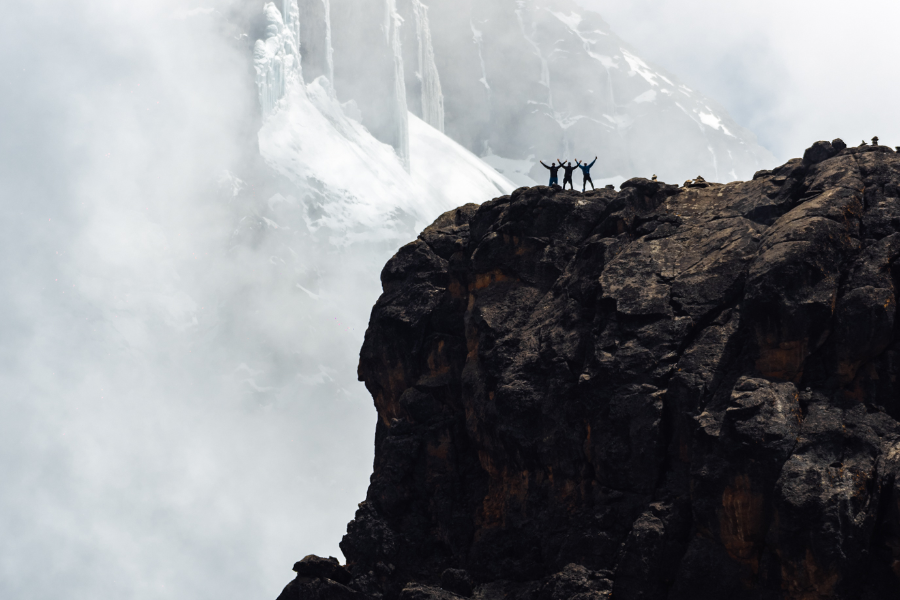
[259,77,514,244]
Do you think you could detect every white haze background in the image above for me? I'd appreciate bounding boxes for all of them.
[1,1,898,599]
[580,0,900,160]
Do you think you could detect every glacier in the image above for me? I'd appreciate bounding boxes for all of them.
[258,76,511,242]
[398,0,445,132]
[254,2,302,116]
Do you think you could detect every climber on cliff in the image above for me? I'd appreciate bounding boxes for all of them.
[575,156,598,192]
[540,160,561,187]
[557,159,578,191]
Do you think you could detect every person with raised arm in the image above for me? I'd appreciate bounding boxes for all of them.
[576,156,598,192]
[557,158,578,191]
[539,160,561,187]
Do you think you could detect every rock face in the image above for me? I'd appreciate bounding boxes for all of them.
[279,141,900,599]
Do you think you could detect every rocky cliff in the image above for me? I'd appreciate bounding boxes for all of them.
[279,140,900,599]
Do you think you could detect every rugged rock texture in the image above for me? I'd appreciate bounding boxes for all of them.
[279,141,900,599]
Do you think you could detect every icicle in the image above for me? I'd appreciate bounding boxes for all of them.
[411,0,444,132]
[323,0,334,83]
[253,1,303,117]
[386,0,410,170]
[297,0,333,84]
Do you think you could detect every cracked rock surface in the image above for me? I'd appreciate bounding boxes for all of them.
[279,141,900,599]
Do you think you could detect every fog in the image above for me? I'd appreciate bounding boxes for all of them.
[1,1,898,599]
[0,1,376,597]
[577,0,900,161]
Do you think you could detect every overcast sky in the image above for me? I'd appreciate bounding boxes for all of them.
[577,0,900,162]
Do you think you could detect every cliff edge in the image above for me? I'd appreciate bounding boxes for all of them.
[281,140,900,600]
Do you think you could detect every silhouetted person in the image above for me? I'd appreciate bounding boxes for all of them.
[557,159,577,190]
[540,161,560,186]
[651,174,657,181]
[576,156,597,192]
[872,136,880,146]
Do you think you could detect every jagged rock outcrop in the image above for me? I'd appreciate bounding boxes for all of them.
[279,141,900,599]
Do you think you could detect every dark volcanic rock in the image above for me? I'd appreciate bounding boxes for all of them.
[440,569,475,597]
[293,554,353,584]
[283,142,900,599]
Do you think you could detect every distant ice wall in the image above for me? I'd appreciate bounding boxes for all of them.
[387,0,410,169]
[298,0,334,83]
[254,1,303,116]
[423,0,774,183]
[398,0,445,132]
[330,0,410,170]
[283,0,300,55]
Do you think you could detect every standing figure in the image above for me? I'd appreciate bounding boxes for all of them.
[540,160,561,187]
[576,156,598,192]
[557,159,578,190]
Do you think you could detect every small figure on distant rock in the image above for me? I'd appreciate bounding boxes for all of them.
[557,159,578,191]
[539,160,560,187]
[872,136,880,146]
[651,174,657,181]
[575,156,597,192]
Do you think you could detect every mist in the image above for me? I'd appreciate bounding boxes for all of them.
[2,0,897,599]
[576,0,900,161]
[0,1,376,598]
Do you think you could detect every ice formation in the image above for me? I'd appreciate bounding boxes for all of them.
[298,0,334,83]
[328,0,411,169]
[254,1,303,116]
[398,0,445,132]
[386,0,410,170]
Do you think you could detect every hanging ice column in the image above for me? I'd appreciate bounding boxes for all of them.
[330,0,410,170]
[397,0,445,132]
[298,0,334,83]
[254,1,303,117]
[386,0,410,168]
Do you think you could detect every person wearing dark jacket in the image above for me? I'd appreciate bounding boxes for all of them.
[576,156,597,192]
[540,161,561,186]
[557,159,578,190]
